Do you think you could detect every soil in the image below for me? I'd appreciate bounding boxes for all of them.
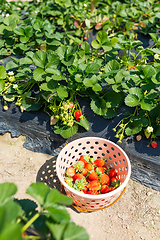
[0,132,160,240]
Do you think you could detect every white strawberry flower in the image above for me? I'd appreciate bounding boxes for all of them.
[8,71,14,76]
[13,84,18,89]
[147,126,153,133]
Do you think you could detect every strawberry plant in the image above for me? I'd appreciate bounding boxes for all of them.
[0,0,160,145]
[0,182,89,240]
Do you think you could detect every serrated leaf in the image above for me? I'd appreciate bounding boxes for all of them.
[63,222,89,240]
[90,97,107,116]
[46,222,67,240]
[44,188,72,208]
[140,99,154,111]
[103,108,117,119]
[54,124,78,139]
[75,74,82,82]
[125,123,142,136]
[26,182,50,206]
[6,61,18,70]
[125,94,139,107]
[92,83,102,91]
[0,183,17,204]
[91,40,101,49]
[81,42,90,53]
[103,91,124,108]
[33,50,47,68]
[85,63,100,74]
[76,115,90,131]
[0,66,6,79]
[104,60,119,73]
[22,97,42,111]
[33,68,46,82]
[3,95,15,102]
[0,80,5,92]
[143,65,156,78]
[57,85,68,99]
[47,206,71,223]
[129,87,143,100]
[96,30,108,45]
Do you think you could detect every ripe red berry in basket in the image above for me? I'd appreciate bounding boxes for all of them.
[109,169,117,178]
[100,174,110,185]
[82,168,89,176]
[73,173,84,182]
[96,166,106,174]
[100,185,110,194]
[87,190,95,195]
[87,180,101,191]
[79,155,88,166]
[85,162,93,171]
[66,166,76,177]
[110,177,120,188]
[74,110,82,121]
[94,159,105,167]
[88,171,99,180]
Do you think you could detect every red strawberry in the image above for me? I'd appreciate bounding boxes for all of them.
[74,110,82,121]
[151,141,157,148]
[82,186,88,194]
[87,190,95,195]
[96,166,106,174]
[73,173,84,182]
[66,166,76,177]
[79,155,88,166]
[94,159,105,167]
[87,180,101,191]
[109,186,115,192]
[100,185,110,194]
[110,177,120,188]
[82,168,89,176]
[100,174,110,185]
[109,169,117,178]
[88,171,99,180]
[85,162,93,171]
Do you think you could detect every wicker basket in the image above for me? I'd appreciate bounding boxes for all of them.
[56,137,131,212]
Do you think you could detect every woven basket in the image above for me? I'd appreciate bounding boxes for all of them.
[56,137,131,211]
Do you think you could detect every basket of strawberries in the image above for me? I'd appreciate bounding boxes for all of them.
[56,137,131,211]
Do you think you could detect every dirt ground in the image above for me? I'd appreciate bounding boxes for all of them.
[0,132,160,240]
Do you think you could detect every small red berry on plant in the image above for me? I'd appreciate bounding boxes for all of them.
[74,110,82,121]
[151,141,157,148]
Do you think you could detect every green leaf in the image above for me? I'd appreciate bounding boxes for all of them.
[33,50,47,68]
[47,205,71,223]
[46,53,60,69]
[46,222,67,240]
[22,97,42,111]
[1,199,21,223]
[90,97,107,116]
[91,39,101,49]
[81,42,90,53]
[97,30,108,45]
[104,60,119,73]
[26,182,50,207]
[140,99,154,111]
[103,108,117,119]
[25,26,33,37]
[3,95,15,102]
[85,63,100,74]
[76,115,90,131]
[0,66,6,79]
[20,36,29,43]
[103,91,124,108]
[0,222,22,240]
[92,83,102,91]
[0,183,17,204]
[44,188,72,208]
[143,65,156,78]
[0,80,5,92]
[54,124,78,138]
[57,85,68,99]
[6,61,18,70]
[33,68,46,82]
[63,222,89,240]
[129,87,143,100]
[125,94,139,107]
[75,74,82,83]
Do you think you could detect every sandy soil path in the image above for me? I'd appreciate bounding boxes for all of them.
[0,132,160,240]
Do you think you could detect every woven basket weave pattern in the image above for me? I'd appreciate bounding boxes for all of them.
[56,137,131,211]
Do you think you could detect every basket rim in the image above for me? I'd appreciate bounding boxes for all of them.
[56,137,131,200]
